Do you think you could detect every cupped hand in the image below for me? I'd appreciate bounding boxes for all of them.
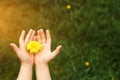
[35,29,62,65]
[10,29,35,65]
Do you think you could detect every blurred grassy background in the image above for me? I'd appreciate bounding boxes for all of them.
[0,0,120,80]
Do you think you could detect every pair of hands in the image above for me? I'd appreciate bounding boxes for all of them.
[10,29,62,66]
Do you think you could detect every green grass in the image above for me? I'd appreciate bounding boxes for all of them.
[0,0,120,80]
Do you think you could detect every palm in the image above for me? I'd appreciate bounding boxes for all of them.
[11,29,62,65]
[35,42,52,63]
[18,42,34,64]
[10,29,35,65]
[35,29,62,64]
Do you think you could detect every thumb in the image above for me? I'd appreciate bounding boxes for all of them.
[52,45,62,58]
[10,43,19,54]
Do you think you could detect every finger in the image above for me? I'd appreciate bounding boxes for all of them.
[51,45,62,59]
[19,30,25,44]
[36,36,39,41]
[37,30,42,42]
[10,43,24,60]
[46,30,51,45]
[30,30,35,41]
[33,36,38,41]
[40,29,46,43]
[25,29,33,43]
[10,43,20,55]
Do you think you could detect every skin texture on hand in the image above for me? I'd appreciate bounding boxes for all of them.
[10,29,35,80]
[10,29,35,65]
[10,29,62,80]
[35,29,62,80]
[35,29,62,65]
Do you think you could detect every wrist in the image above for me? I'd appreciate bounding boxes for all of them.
[35,60,49,66]
[35,62,48,68]
[21,62,33,68]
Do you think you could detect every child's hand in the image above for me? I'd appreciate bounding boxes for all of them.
[35,29,62,65]
[10,29,35,66]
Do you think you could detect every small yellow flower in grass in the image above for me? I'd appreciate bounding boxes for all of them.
[66,4,71,10]
[85,61,90,67]
[26,41,42,54]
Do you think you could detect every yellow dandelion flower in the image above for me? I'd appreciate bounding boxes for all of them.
[66,4,71,10]
[26,41,42,54]
[85,61,90,67]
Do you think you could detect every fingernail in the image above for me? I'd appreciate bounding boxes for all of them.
[46,29,49,32]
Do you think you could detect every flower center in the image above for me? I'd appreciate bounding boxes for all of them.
[26,41,42,54]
